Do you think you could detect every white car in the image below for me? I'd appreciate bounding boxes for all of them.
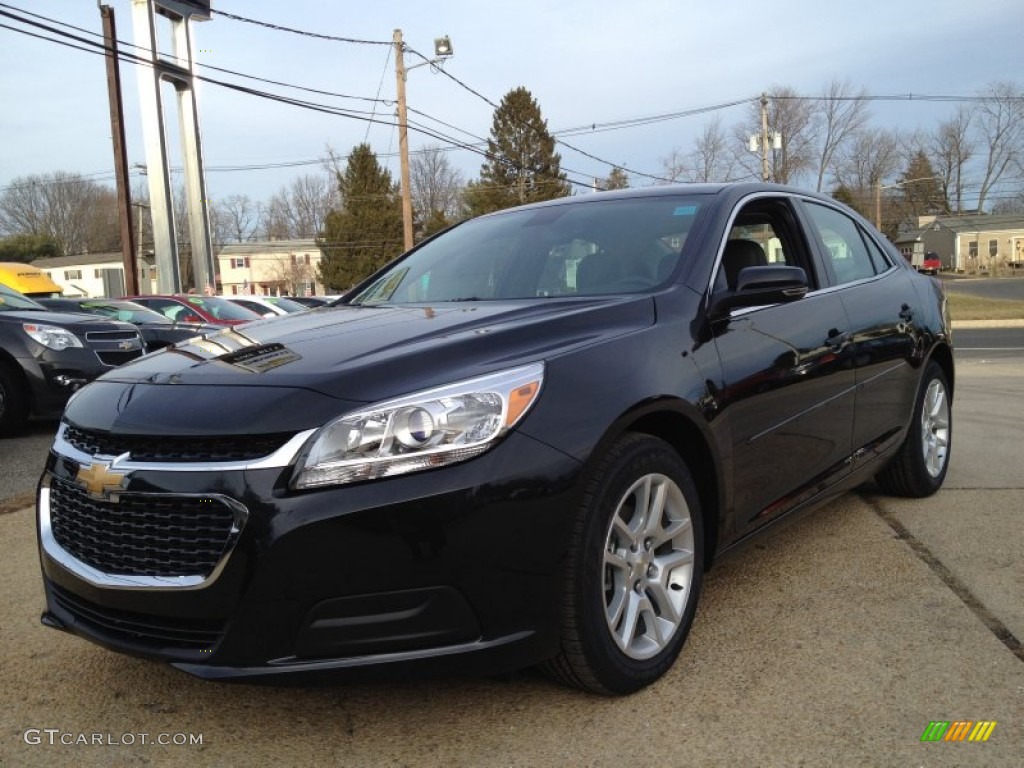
[223,295,309,318]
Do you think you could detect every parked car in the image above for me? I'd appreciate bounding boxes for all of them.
[37,297,221,352]
[224,295,310,317]
[37,183,953,694]
[0,261,63,298]
[125,294,261,326]
[287,296,334,308]
[0,284,144,435]
[920,252,942,275]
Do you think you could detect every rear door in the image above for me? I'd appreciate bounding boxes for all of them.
[797,200,922,457]
[709,194,857,533]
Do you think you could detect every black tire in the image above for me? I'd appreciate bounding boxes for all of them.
[876,361,952,497]
[543,433,704,695]
[0,361,30,437]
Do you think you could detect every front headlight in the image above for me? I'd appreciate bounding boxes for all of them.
[23,323,84,350]
[292,362,544,489]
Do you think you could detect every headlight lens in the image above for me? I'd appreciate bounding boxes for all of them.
[23,323,83,350]
[292,362,544,489]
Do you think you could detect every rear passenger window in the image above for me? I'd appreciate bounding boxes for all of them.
[804,203,880,285]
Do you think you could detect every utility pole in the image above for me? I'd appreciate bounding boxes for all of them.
[393,29,414,252]
[760,93,771,183]
[100,4,137,295]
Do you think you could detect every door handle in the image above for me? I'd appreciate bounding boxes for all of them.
[826,328,848,351]
[899,303,914,322]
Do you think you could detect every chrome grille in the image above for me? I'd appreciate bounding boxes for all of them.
[84,330,140,342]
[49,476,240,578]
[96,350,144,366]
[62,424,294,462]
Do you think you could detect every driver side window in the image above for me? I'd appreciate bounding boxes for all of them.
[713,198,808,294]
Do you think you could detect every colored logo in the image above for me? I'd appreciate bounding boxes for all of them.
[921,721,997,742]
[75,462,127,499]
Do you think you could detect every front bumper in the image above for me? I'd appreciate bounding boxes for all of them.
[37,429,582,683]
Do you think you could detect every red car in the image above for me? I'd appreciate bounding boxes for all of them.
[920,252,941,275]
[126,295,262,327]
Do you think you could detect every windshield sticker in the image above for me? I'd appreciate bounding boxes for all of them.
[673,206,698,216]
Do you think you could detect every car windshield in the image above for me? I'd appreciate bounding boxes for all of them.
[0,283,46,311]
[263,296,308,312]
[185,296,262,321]
[76,300,173,324]
[349,195,704,305]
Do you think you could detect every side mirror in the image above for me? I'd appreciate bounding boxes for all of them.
[711,265,808,317]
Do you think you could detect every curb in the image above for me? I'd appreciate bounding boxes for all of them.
[951,319,1024,329]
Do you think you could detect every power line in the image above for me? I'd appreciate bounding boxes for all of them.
[210,6,391,46]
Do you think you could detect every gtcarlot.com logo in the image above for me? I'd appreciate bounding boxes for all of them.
[921,720,997,743]
[23,729,203,747]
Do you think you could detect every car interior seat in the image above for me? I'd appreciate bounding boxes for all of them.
[722,239,767,290]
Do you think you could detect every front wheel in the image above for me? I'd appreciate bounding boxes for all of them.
[876,360,952,497]
[543,433,704,695]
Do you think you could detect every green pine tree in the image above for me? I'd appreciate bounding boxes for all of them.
[898,151,948,216]
[463,87,571,216]
[318,144,404,291]
[602,167,629,191]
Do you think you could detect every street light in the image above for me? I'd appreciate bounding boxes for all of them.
[394,29,454,251]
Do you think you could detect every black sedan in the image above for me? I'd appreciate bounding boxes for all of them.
[36,183,953,694]
[37,297,220,352]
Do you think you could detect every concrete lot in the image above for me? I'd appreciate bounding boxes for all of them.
[0,358,1021,767]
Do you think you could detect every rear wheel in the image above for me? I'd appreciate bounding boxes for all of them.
[543,433,704,695]
[0,362,30,436]
[876,361,951,497]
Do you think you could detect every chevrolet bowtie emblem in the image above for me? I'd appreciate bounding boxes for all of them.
[118,340,136,350]
[76,462,127,498]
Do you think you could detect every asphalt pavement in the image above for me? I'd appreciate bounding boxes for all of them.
[1,340,1022,767]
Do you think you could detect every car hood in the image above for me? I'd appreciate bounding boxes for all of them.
[0,308,136,333]
[68,298,654,434]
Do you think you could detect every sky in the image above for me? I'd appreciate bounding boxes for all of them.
[1,0,1021,210]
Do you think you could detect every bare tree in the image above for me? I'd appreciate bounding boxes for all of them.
[263,174,339,239]
[928,107,974,214]
[0,171,119,255]
[409,144,464,235]
[733,88,817,184]
[832,127,903,222]
[812,80,870,192]
[973,81,1024,212]
[213,194,259,244]
[662,118,740,182]
[262,255,316,295]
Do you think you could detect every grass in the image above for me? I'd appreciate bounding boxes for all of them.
[946,292,1024,321]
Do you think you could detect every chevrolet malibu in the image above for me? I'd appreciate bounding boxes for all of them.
[37,183,953,694]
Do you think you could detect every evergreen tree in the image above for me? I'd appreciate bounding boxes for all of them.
[318,144,403,291]
[896,151,949,225]
[463,87,571,216]
[602,167,630,190]
[0,233,60,263]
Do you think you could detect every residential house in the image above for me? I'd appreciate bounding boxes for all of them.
[31,252,157,297]
[895,214,1024,273]
[217,239,326,296]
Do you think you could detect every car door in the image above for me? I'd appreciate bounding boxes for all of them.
[797,199,923,457]
[708,194,857,532]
